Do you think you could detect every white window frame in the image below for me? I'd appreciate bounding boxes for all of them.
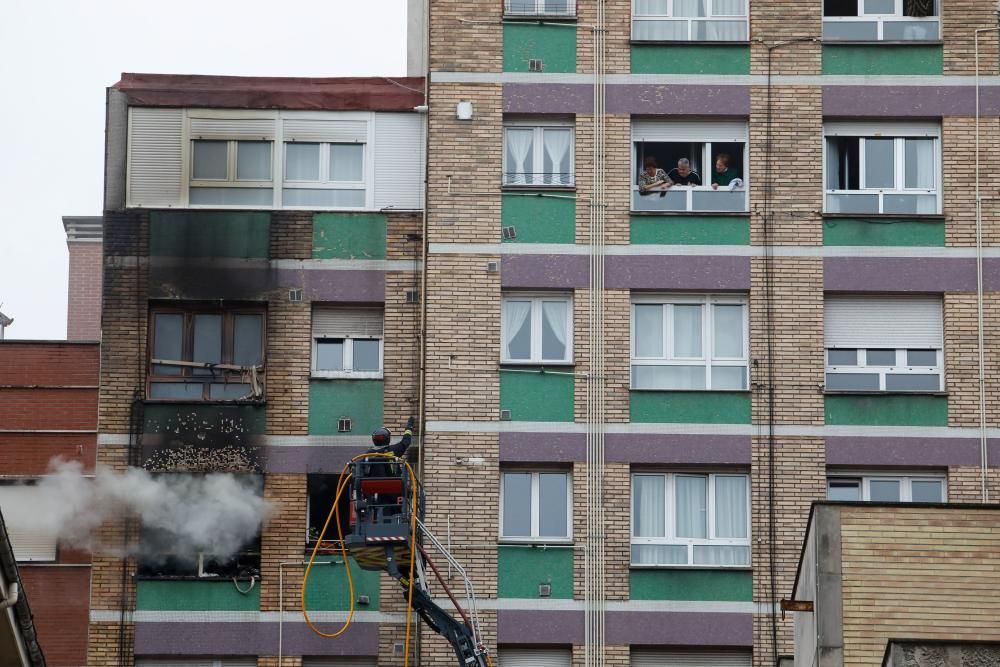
[312,337,384,379]
[189,139,274,189]
[825,347,943,392]
[823,0,940,42]
[827,472,947,502]
[281,141,369,211]
[630,471,751,568]
[630,294,749,391]
[504,0,577,16]
[0,479,58,563]
[631,0,749,42]
[501,292,574,365]
[499,470,573,543]
[823,123,941,215]
[502,120,576,187]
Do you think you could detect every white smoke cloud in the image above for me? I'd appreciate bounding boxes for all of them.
[3,458,271,563]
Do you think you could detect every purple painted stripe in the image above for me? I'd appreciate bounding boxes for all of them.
[501,254,589,288]
[606,255,750,291]
[263,446,358,474]
[824,86,1000,118]
[499,432,586,462]
[497,609,751,647]
[503,84,749,115]
[826,436,1000,467]
[134,621,377,656]
[287,269,385,303]
[499,432,750,464]
[148,265,384,302]
[824,257,978,292]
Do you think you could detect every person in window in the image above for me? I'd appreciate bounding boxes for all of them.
[711,153,742,190]
[638,156,670,196]
[666,158,702,186]
[904,0,932,17]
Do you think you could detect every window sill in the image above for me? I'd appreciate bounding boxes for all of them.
[503,13,577,22]
[821,40,943,46]
[629,388,751,393]
[630,210,750,217]
[823,390,947,396]
[499,538,574,546]
[822,213,944,221]
[630,40,750,46]
[143,398,266,406]
[629,564,752,571]
[501,185,577,192]
[311,373,384,380]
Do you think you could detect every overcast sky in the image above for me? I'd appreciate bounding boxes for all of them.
[0,0,407,340]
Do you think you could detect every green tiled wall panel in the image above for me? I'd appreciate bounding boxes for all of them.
[497,546,574,599]
[309,380,384,435]
[302,557,381,611]
[823,218,945,247]
[824,394,948,426]
[502,193,576,244]
[313,213,387,260]
[822,45,943,75]
[630,391,752,424]
[149,212,270,258]
[631,45,750,75]
[629,569,753,601]
[500,370,575,422]
[631,216,750,245]
[503,23,577,73]
[135,580,260,611]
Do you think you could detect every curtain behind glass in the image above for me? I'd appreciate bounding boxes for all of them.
[330,144,365,182]
[505,129,534,185]
[634,0,668,15]
[503,300,532,360]
[675,475,707,538]
[541,301,568,361]
[674,0,706,16]
[713,304,743,358]
[673,305,703,358]
[904,139,934,189]
[864,138,895,189]
[712,0,744,14]
[538,473,568,537]
[542,129,572,185]
[714,476,748,538]
[633,475,665,537]
[700,20,746,39]
[236,141,272,180]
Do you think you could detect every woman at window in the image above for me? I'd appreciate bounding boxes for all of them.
[711,153,743,190]
[638,156,670,196]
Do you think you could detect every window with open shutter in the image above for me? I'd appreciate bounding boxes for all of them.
[631,649,752,667]
[127,107,184,208]
[312,307,384,378]
[0,484,57,562]
[498,649,572,667]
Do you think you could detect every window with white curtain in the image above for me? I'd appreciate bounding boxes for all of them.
[505,0,575,16]
[823,0,939,41]
[189,140,274,207]
[632,0,748,42]
[501,471,572,541]
[824,123,940,215]
[631,472,750,567]
[283,141,367,209]
[827,474,946,502]
[825,296,943,392]
[631,295,748,390]
[503,123,574,186]
[502,293,573,363]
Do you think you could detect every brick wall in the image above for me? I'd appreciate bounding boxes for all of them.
[0,341,99,385]
[576,0,631,75]
[385,213,424,430]
[265,298,311,436]
[67,241,103,340]
[270,212,312,260]
[574,114,630,247]
[87,622,133,667]
[944,292,1000,426]
[943,1,999,75]
[20,566,90,667]
[260,474,307,611]
[948,465,1000,503]
[429,0,501,72]
[749,2,821,75]
[943,116,1000,247]
[573,289,630,424]
[572,643,630,667]
[572,462,629,602]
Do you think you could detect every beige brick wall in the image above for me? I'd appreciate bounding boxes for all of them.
[576,0,631,75]
[427,85,503,244]
[573,289,630,425]
[258,656,302,667]
[384,272,422,429]
[87,621,133,667]
[574,114,630,247]
[947,465,1000,503]
[424,254,500,422]
[572,462,629,602]
[270,212,313,260]
[840,506,1000,665]
[572,643,630,667]
[749,4,821,75]
[260,474,307,611]
[429,0,501,72]
[943,1,999,75]
[265,298,311,435]
[749,258,825,425]
[943,116,1000,247]
[420,610,496,667]
[749,87,823,247]
[944,292,1000,427]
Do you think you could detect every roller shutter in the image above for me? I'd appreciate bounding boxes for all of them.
[632,120,747,143]
[824,296,943,349]
[127,107,184,208]
[498,649,573,667]
[374,113,425,210]
[283,118,368,144]
[0,485,57,562]
[313,308,384,339]
[189,117,276,139]
[630,650,752,667]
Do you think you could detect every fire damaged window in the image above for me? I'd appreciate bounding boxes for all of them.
[307,474,352,545]
[149,305,266,401]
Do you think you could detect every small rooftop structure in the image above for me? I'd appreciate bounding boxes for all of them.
[0,312,12,340]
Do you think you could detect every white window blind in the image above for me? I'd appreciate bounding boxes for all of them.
[632,120,747,143]
[189,117,276,140]
[313,308,384,339]
[283,118,368,143]
[374,113,425,210]
[499,649,572,667]
[0,485,57,562]
[824,121,939,138]
[631,650,752,667]
[824,296,942,349]
[127,107,184,208]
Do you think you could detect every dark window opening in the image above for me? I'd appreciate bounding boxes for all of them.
[826,137,861,190]
[824,0,858,17]
[308,474,352,547]
[634,142,744,186]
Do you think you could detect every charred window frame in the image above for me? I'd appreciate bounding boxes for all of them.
[148,304,266,402]
[307,474,353,547]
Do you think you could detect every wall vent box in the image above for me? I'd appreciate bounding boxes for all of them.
[338,417,352,433]
[288,288,303,302]
[487,261,499,273]
[502,226,517,240]
[538,583,552,597]
[406,290,420,304]
[456,101,474,120]
[357,595,371,606]
[500,409,512,421]
[529,59,544,72]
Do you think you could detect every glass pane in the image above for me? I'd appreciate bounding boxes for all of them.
[714,476,747,538]
[633,475,665,538]
[713,304,743,358]
[911,480,944,503]
[632,365,707,390]
[907,349,937,366]
[502,473,532,537]
[883,193,937,214]
[281,188,365,208]
[885,373,941,391]
[866,349,897,366]
[538,473,568,537]
[673,305,703,358]
[631,544,687,566]
[541,301,568,361]
[633,0,669,16]
[192,141,228,180]
[712,0,744,15]
[632,188,688,212]
[825,373,880,391]
[541,129,572,186]
[504,128,535,186]
[211,383,251,400]
[674,0,706,16]
[506,0,536,13]
[693,545,749,566]
[828,479,862,501]
[353,339,381,372]
[675,475,707,539]
[149,382,205,399]
[691,189,746,211]
[330,144,365,182]
[153,313,184,375]
[823,20,880,40]
[828,349,858,365]
[233,314,263,367]
[869,479,901,502]
[884,19,938,40]
[826,193,880,214]
[634,305,664,357]
[192,314,222,373]
[316,340,344,371]
[542,0,573,13]
[863,0,894,13]
[285,143,320,181]
[904,139,934,189]
[503,300,532,360]
[864,138,895,189]
[711,366,746,390]
[189,187,274,206]
[236,141,272,180]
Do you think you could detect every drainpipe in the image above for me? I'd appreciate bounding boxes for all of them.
[0,583,18,610]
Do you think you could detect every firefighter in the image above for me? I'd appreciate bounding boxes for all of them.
[368,416,415,458]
